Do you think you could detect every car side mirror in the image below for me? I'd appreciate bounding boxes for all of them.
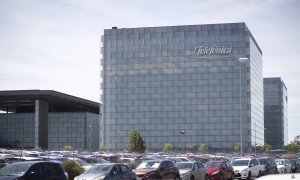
[111,171,118,177]
[249,164,253,167]
[160,166,165,170]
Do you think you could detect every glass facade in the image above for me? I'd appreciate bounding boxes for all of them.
[101,23,264,152]
[264,78,288,149]
[0,112,99,150]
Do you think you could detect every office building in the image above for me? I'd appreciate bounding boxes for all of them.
[0,90,100,150]
[101,23,264,152]
[264,78,288,149]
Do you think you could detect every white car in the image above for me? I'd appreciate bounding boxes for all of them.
[275,159,292,173]
[231,158,262,179]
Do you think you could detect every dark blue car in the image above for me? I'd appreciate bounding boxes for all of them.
[0,161,68,180]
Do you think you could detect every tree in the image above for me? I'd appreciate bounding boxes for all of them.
[198,144,208,154]
[263,144,272,153]
[234,143,241,153]
[99,145,109,152]
[127,130,146,153]
[163,143,173,154]
[284,135,300,153]
[285,142,300,153]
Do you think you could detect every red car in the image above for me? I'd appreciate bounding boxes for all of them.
[205,160,234,180]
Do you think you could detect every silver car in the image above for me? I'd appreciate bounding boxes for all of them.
[74,163,137,180]
[176,162,208,180]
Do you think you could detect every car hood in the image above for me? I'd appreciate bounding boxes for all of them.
[0,175,19,180]
[83,165,94,170]
[179,169,191,174]
[233,166,248,172]
[133,168,155,175]
[75,173,105,180]
[208,168,220,174]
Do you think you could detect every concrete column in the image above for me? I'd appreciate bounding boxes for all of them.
[34,100,48,149]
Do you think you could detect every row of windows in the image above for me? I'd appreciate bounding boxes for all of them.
[105,28,246,40]
[104,23,245,35]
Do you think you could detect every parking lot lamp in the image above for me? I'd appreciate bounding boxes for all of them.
[239,57,249,156]
[179,130,185,154]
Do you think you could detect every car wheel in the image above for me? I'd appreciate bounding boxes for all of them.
[190,175,194,180]
[246,172,251,180]
[175,176,180,180]
[229,173,234,180]
[258,171,261,177]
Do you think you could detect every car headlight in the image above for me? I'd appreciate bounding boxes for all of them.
[93,176,105,180]
[211,170,220,175]
[145,171,156,178]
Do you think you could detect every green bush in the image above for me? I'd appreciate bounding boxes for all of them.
[64,146,74,151]
[62,160,84,180]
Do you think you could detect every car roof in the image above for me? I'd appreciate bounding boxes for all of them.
[234,158,251,161]
[176,162,195,164]
[5,161,49,166]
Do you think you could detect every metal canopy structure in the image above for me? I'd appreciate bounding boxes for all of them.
[0,90,100,114]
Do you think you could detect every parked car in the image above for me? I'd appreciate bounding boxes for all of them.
[133,160,180,180]
[275,159,292,173]
[176,161,209,180]
[231,158,262,179]
[257,157,278,175]
[0,161,68,180]
[205,160,234,180]
[74,163,137,180]
[289,159,300,173]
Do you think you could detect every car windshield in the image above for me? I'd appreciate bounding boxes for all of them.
[84,164,112,175]
[74,159,88,166]
[205,162,222,168]
[258,159,267,165]
[232,160,249,166]
[0,163,31,176]
[136,161,160,169]
[176,163,193,170]
[276,160,284,165]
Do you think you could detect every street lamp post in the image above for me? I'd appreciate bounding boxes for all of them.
[255,122,256,155]
[179,130,185,154]
[264,128,267,145]
[89,124,92,152]
[239,57,249,156]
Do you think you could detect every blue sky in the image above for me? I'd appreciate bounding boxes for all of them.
[0,0,299,142]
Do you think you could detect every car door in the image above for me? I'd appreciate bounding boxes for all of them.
[159,161,170,179]
[118,164,134,180]
[192,162,200,180]
[26,163,45,180]
[249,160,257,176]
[269,158,277,173]
[253,159,260,176]
[109,165,123,180]
[197,162,207,180]
[43,163,60,180]
[220,162,228,178]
